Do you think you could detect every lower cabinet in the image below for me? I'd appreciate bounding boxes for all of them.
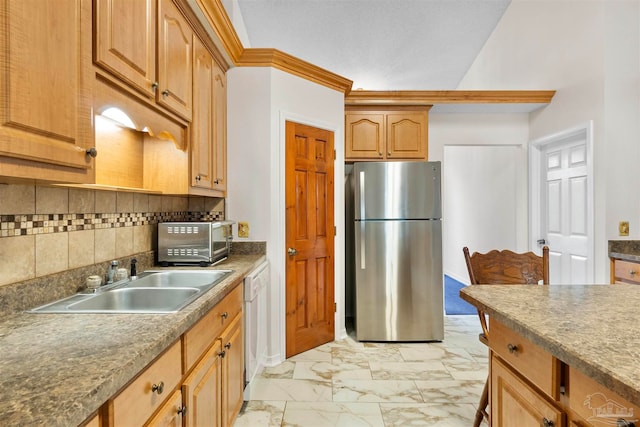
[491,356,565,427]
[101,285,243,427]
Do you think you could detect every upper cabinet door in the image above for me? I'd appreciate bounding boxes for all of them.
[386,112,428,159]
[0,0,93,180]
[345,113,385,159]
[157,0,193,121]
[212,61,227,193]
[192,36,215,190]
[94,0,157,98]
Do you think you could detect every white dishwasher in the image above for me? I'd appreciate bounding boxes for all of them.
[243,260,269,399]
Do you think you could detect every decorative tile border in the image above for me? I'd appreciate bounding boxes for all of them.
[0,211,224,238]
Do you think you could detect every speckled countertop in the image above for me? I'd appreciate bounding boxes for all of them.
[460,284,640,405]
[0,254,265,426]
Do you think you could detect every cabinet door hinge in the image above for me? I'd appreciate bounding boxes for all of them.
[334,302,337,313]
[334,226,337,236]
[334,149,336,160]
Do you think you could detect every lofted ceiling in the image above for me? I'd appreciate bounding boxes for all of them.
[229,0,512,91]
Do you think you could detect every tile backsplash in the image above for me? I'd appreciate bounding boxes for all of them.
[0,183,225,289]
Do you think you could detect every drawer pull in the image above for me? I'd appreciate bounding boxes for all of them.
[507,343,519,354]
[218,350,226,358]
[151,381,164,395]
[177,406,187,416]
[617,419,636,427]
[221,311,229,320]
[542,418,554,427]
[630,270,637,276]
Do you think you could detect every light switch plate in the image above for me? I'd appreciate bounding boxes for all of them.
[238,222,249,238]
[619,221,629,236]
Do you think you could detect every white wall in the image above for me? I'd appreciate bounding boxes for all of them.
[457,0,640,283]
[227,66,345,365]
[429,113,530,282]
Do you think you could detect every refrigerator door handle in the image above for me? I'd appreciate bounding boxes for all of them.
[360,221,366,269]
[359,171,365,219]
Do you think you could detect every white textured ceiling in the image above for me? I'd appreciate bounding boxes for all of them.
[231,0,511,90]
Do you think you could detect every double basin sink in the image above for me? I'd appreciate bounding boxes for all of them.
[31,270,232,314]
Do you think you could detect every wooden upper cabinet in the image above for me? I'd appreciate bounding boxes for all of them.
[94,0,193,121]
[0,0,94,182]
[191,36,226,196]
[94,0,157,98]
[345,113,385,159]
[212,61,227,193]
[345,107,429,161]
[157,0,193,121]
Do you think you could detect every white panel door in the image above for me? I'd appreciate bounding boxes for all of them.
[538,130,592,284]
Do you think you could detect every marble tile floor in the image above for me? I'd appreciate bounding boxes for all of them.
[234,315,488,427]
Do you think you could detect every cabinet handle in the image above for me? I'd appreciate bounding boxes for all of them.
[161,89,169,98]
[630,270,636,276]
[151,381,164,395]
[214,179,220,184]
[152,82,159,92]
[507,343,519,354]
[85,147,98,158]
[224,342,231,350]
[221,311,228,319]
[177,406,187,416]
[387,152,391,156]
[378,152,382,156]
[218,350,226,358]
[195,175,201,181]
[617,419,636,427]
[541,418,554,427]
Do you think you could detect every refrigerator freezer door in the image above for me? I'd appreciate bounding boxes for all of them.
[354,161,441,220]
[355,219,443,341]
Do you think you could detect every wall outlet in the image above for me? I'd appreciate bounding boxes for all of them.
[238,222,249,238]
[619,221,629,236]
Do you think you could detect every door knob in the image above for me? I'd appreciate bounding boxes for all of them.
[537,239,547,245]
[288,248,298,256]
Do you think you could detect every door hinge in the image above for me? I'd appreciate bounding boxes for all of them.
[334,149,336,160]
[334,226,337,236]
[334,302,337,313]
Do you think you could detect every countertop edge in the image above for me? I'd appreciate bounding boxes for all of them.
[459,285,640,405]
[0,254,266,426]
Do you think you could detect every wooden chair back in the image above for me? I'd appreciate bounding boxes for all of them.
[462,246,549,338]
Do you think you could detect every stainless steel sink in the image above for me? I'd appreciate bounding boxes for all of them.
[66,288,201,313]
[30,269,233,314]
[124,270,232,289]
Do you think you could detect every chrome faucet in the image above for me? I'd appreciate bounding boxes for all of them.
[106,260,118,284]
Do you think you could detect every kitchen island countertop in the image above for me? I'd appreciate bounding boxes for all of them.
[460,284,640,405]
[0,254,265,426]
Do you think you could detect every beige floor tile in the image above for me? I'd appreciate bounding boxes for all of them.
[249,378,333,402]
[293,361,372,381]
[282,402,384,427]
[333,379,423,403]
[369,361,452,381]
[379,402,477,426]
[415,379,486,404]
[234,401,285,427]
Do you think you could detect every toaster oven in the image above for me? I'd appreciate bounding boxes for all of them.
[158,221,234,266]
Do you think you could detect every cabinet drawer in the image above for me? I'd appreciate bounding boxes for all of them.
[489,318,560,399]
[613,259,640,284]
[183,284,243,371]
[569,367,639,426]
[113,340,182,427]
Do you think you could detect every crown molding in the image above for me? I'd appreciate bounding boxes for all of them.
[193,0,352,94]
[345,90,556,106]
[237,48,353,94]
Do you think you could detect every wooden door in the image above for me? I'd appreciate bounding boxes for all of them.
[182,342,222,427]
[192,36,215,190]
[491,356,565,427]
[285,121,335,358]
[386,112,428,159]
[221,315,243,427]
[212,61,227,193]
[345,113,385,159]
[94,0,156,97]
[157,0,193,120]
[0,0,93,176]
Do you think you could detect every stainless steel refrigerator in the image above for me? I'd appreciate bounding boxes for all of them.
[352,161,443,341]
